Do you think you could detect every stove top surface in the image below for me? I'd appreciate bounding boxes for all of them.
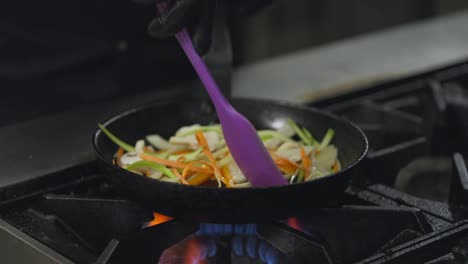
[1,61,468,263]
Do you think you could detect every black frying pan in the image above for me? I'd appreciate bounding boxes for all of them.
[93,97,368,223]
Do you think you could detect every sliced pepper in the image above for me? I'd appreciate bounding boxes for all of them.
[126,160,176,179]
[319,129,335,151]
[178,125,222,137]
[257,130,294,143]
[98,124,135,152]
[303,128,320,147]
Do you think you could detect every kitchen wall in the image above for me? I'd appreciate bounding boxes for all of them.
[231,0,468,65]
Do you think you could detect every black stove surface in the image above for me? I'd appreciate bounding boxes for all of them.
[2,60,468,263]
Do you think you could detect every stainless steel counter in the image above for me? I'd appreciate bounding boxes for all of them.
[232,11,468,103]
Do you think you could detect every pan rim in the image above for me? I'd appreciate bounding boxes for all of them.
[92,96,368,192]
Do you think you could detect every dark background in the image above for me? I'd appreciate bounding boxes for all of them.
[2,0,468,127]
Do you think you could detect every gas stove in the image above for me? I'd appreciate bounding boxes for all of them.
[1,61,468,264]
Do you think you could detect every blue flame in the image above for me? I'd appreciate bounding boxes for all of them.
[231,235,282,264]
[232,235,244,256]
[234,224,245,234]
[258,241,268,262]
[245,224,256,235]
[197,224,257,236]
[203,238,217,258]
[223,224,233,235]
[246,236,258,258]
[193,224,280,263]
[259,241,281,264]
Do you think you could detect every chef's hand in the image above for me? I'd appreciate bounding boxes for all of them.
[134,0,273,55]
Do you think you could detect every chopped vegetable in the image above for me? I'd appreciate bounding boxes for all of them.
[300,148,311,180]
[303,128,320,147]
[315,146,338,173]
[135,140,145,153]
[116,148,125,159]
[289,169,299,183]
[213,146,228,159]
[145,151,170,159]
[216,154,233,168]
[287,119,311,145]
[231,182,252,188]
[169,132,219,151]
[319,129,335,151]
[296,169,305,183]
[195,131,223,187]
[126,160,176,179]
[120,152,143,166]
[276,144,313,163]
[178,124,222,137]
[100,120,340,188]
[140,153,212,173]
[307,170,323,181]
[172,168,189,184]
[220,166,233,185]
[226,162,247,184]
[144,146,154,153]
[146,135,171,150]
[270,151,300,168]
[185,147,203,160]
[187,172,212,186]
[332,160,340,173]
[98,124,134,152]
[169,147,203,162]
[257,130,294,143]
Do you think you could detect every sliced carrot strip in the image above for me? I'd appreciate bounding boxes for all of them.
[274,159,295,170]
[195,131,209,149]
[300,148,311,180]
[220,165,233,187]
[182,161,213,179]
[114,148,125,166]
[187,172,212,185]
[269,151,300,168]
[221,166,232,181]
[276,163,297,174]
[271,153,298,175]
[144,146,154,153]
[116,147,125,159]
[202,149,217,166]
[196,132,226,187]
[173,150,191,155]
[140,153,212,173]
[332,160,340,173]
[172,168,189,185]
[140,153,185,168]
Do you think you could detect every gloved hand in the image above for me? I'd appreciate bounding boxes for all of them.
[134,0,273,55]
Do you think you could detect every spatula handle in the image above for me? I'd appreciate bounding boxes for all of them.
[157,2,230,113]
[175,30,231,113]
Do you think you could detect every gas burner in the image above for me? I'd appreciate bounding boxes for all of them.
[95,206,432,264]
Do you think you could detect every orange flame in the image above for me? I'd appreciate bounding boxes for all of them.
[184,237,205,264]
[287,217,301,230]
[146,212,173,227]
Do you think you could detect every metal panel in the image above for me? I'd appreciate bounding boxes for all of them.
[0,218,74,264]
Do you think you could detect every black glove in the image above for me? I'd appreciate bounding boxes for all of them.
[134,0,272,55]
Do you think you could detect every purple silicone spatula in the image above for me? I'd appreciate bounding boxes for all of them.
[157,4,287,187]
